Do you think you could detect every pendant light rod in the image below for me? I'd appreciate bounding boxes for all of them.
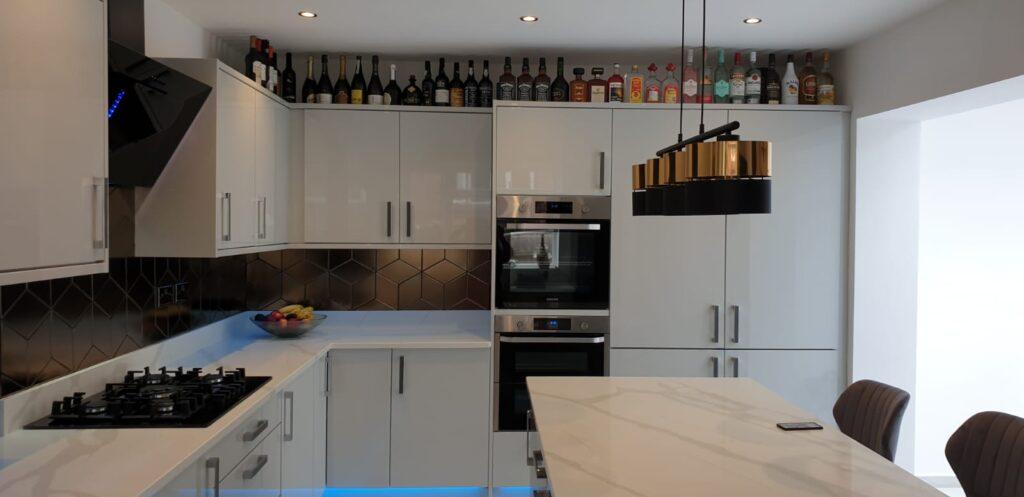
[698,0,708,133]
[677,0,686,142]
[656,120,740,156]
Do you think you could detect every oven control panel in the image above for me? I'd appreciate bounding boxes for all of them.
[496,195,611,220]
[495,315,609,333]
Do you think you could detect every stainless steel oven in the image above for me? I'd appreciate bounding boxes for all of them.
[495,195,611,310]
[494,314,609,432]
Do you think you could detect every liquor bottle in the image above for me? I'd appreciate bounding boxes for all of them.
[627,64,644,104]
[662,63,680,104]
[301,56,316,103]
[798,52,817,105]
[762,53,781,104]
[550,57,570,102]
[729,52,745,104]
[464,60,480,107]
[713,49,730,103]
[744,51,761,104]
[516,58,533,101]
[434,58,450,106]
[244,36,260,81]
[402,75,423,105]
[782,54,799,104]
[350,56,366,104]
[421,61,435,106]
[366,55,384,105]
[588,67,608,102]
[533,58,551,101]
[268,46,279,94]
[700,50,714,103]
[316,55,334,103]
[384,64,402,105]
[497,57,516,100]
[479,60,493,107]
[608,63,625,102]
[450,62,465,107]
[334,55,350,104]
[817,50,835,105]
[260,41,271,88]
[644,64,661,103]
[281,52,297,103]
[569,68,588,102]
[682,49,698,103]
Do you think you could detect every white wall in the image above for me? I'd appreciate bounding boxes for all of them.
[143,0,243,65]
[914,98,1024,477]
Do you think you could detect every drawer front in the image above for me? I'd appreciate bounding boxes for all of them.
[206,393,282,479]
[220,424,282,495]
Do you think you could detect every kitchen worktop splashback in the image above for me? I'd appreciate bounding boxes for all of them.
[0,249,490,397]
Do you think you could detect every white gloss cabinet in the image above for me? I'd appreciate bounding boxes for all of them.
[610,349,725,378]
[281,359,326,496]
[326,349,393,487]
[725,349,842,423]
[494,106,612,196]
[215,69,258,250]
[254,93,292,246]
[0,0,107,285]
[399,112,492,244]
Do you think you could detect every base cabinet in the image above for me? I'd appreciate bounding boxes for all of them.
[281,360,326,496]
[220,424,283,495]
[610,349,724,378]
[726,349,842,424]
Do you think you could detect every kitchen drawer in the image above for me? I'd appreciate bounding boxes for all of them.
[220,423,283,495]
[206,393,281,479]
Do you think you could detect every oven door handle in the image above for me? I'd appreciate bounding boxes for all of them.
[498,336,606,344]
[503,223,604,231]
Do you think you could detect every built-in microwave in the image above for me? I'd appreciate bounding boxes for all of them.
[495,195,611,310]
[494,315,609,432]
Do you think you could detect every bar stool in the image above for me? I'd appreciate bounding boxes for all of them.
[832,379,910,461]
[946,411,1024,497]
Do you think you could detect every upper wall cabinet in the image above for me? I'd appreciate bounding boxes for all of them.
[305,109,492,246]
[494,104,612,196]
[135,61,292,257]
[0,0,108,285]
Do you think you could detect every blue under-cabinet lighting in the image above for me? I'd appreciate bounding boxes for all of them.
[108,89,126,119]
[322,487,491,497]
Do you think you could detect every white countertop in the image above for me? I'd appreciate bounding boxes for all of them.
[527,377,943,497]
[0,311,490,497]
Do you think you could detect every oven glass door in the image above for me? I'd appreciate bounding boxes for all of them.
[495,220,610,309]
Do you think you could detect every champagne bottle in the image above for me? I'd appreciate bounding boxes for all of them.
[301,55,316,103]
[479,60,493,107]
[465,60,480,107]
[334,55,351,104]
[384,64,401,105]
[316,55,333,103]
[421,61,435,106]
[281,52,297,103]
[367,55,384,105]
[434,58,450,106]
[350,56,366,104]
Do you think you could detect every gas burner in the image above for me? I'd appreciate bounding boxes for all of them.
[82,402,108,415]
[202,374,224,384]
[140,385,179,400]
[152,399,176,415]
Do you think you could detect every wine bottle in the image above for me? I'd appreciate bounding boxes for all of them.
[497,57,516,100]
[465,60,480,107]
[384,64,401,105]
[334,55,351,104]
[434,58,450,106]
[798,52,818,105]
[782,54,799,105]
[762,53,781,104]
[421,61,435,106]
[366,56,385,105]
[479,60,493,107]
[260,41,271,88]
[682,49,698,103]
[744,51,761,104]
[729,52,745,104]
[282,52,297,103]
[450,62,465,107]
[608,63,624,102]
[402,75,423,105]
[301,55,316,103]
[268,46,279,94]
[316,55,333,103]
[550,57,569,102]
[713,49,730,103]
[350,56,366,104]
[516,58,533,101]
[817,50,835,105]
[533,58,551,102]
[244,35,260,81]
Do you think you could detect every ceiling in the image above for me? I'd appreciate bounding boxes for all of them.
[163,0,945,56]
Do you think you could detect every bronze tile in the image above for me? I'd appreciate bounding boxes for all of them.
[399,275,435,310]
[352,276,375,308]
[304,274,330,308]
[422,249,445,269]
[353,249,375,269]
[335,260,373,285]
[1,286,50,340]
[468,276,490,309]
[305,249,329,270]
[421,275,445,309]
[376,249,399,269]
[375,274,398,309]
[379,260,418,284]
[468,250,490,270]
[281,249,304,269]
[399,250,422,269]
[445,249,469,269]
[328,249,353,270]
[470,261,491,284]
[424,260,463,284]
[356,300,393,311]
[329,276,353,310]
[284,260,325,285]
[258,250,283,269]
[443,275,469,309]
[246,259,282,310]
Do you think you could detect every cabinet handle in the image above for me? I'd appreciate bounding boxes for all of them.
[386,201,392,238]
[283,391,294,442]
[731,305,741,343]
[599,151,607,190]
[731,356,740,378]
[325,355,330,394]
[221,193,232,241]
[92,177,107,250]
[242,454,269,480]
[405,201,412,238]
[711,305,720,344]
[260,197,268,239]
[242,419,268,442]
[535,466,547,480]
[533,491,552,497]
[711,356,719,378]
[398,355,405,394]
[205,457,220,497]
[525,409,534,466]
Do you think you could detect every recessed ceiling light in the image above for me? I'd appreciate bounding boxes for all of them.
[298,11,318,18]
[520,15,539,22]
[743,17,762,24]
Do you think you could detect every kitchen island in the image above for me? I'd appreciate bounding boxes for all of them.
[526,377,943,497]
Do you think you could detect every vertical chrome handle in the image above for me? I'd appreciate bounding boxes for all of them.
[711,305,720,344]
[599,152,606,190]
[731,356,740,377]
[405,201,412,238]
[324,355,331,394]
[283,391,294,442]
[92,177,107,250]
[386,201,392,237]
[398,355,405,394]
[526,409,534,466]
[711,356,720,377]
[731,305,740,343]
[205,457,220,497]
[261,196,268,239]
[221,193,232,241]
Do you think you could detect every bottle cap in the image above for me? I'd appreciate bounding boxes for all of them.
[592,67,604,76]
[666,63,676,72]
[573,67,585,76]
[647,63,658,72]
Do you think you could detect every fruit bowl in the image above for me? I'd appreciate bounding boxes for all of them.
[249,314,327,339]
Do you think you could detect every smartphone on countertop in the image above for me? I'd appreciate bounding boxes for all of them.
[777,421,823,431]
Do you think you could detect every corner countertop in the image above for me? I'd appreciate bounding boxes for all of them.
[0,310,490,497]
[527,377,944,497]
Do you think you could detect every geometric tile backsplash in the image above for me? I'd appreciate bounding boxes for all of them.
[0,248,490,397]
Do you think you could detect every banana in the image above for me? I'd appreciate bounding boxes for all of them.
[278,304,304,315]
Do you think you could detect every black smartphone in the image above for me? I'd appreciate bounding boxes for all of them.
[777,422,823,431]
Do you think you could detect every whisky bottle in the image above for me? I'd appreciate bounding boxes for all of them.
[498,57,516,100]
[516,58,533,101]
[798,52,817,105]
[402,75,423,105]
[569,67,587,102]
[762,53,781,104]
[533,58,551,101]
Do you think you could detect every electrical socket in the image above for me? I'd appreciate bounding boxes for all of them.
[174,282,189,304]
[156,285,175,308]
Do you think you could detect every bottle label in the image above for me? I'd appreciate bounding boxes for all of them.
[783,81,799,104]
[745,73,761,94]
[534,83,550,101]
[383,94,393,105]
[450,88,465,107]
[817,84,835,104]
[517,83,533,101]
[714,80,730,98]
[730,76,745,97]
[801,75,817,101]
[269,71,278,91]
[571,84,587,102]
[664,86,679,104]
[608,81,624,102]
[766,81,781,102]
[498,82,515,100]
[682,79,698,98]
[435,89,450,104]
[402,90,420,105]
[465,87,479,107]
[644,85,660,103]
[590,86,606,102]
[628,78,644,103]
[335,90,350,104]
[252,61,264,82]
[350,89,364,104]
[551,87,567,102]
[317,93,332,104]
[480,86,493,106]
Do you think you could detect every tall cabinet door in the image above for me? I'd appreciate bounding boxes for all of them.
[326,349,392,487]
[216,69,257,250]
[611,349,725,378]
[254,96,290,246]
[389,348,490,487]
[305,110,400,243]
[281,359,325,497]
[399,112,492,244]
[725,349,842,423]
[610,109,730,348]
[494,107,612,196]
[0,0,106,273]
[724,110,845,349]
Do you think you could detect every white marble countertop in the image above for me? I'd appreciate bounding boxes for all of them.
[527,377,944,497]
[0,311,490,497]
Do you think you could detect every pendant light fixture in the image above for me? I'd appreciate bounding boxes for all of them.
[632,0,771,216]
